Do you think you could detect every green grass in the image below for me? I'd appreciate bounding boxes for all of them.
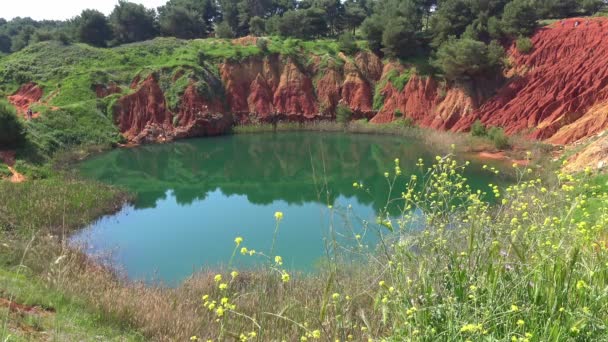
[0,267,144,341]
[0,176,130,238]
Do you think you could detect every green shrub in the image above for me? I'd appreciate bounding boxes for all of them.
[487,126,510,149]
[338,32,358,55]
[27,104,120,157]
[0,100,26,148]
[470,119,487,137]
[256,38,269,54]
[336,104,353,125]
[394,109,403,118]
[516,36,533,54]
[434,38,505,82]
[0,162,11,178]
[402,117,414,128]
[215,22,235,39]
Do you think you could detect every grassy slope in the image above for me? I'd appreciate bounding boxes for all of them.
[0,176,135,341]
[0,268,143,341]
[0,37,346,108]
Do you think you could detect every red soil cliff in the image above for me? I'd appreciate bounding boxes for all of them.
[75,20,608,149]
[455,18,608,143]
[370,17,608,147]
[114,74,231,143]
[7,83,43,117]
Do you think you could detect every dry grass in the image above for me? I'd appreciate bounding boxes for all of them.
[12,236,383,341]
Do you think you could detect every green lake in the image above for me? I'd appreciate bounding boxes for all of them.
[72,132,506,286]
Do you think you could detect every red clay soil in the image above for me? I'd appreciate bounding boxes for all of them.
[371,17,608,146]
[114,74,232,143]
[105,23,608,146]
[1,152,26,182]
[0,297,54,315]
[454,18,608,143]
[0,150,15,166]
[7,83,43,117]
[93,83,122,98]
[475,151,529,166]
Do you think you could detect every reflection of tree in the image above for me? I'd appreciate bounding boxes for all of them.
[79,132,504,213]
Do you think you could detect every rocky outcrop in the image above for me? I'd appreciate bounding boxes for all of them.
[565,133,608,172]
[218,52,377,123]
[273,60,318,118]
[114,74,232,143]
[340,57,374,117]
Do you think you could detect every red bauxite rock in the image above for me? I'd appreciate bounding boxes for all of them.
[456,18,608,143]
[7,83,43,117]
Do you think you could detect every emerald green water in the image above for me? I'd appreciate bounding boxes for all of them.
[72,132,505,286]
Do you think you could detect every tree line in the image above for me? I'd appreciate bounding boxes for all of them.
[0,0,605,82]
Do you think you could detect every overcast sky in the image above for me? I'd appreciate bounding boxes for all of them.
[2,0,169,21]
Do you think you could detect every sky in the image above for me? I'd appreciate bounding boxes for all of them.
[2,0,169,21]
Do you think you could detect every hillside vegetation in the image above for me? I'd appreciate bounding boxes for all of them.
[2,1,608,341]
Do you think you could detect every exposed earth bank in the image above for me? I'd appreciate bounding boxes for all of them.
[5,18,608,169]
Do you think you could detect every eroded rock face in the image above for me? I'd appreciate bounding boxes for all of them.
[114,75,232,143]
[464,18,608,143]
[340,58,374,117]
[216,53,379,123]
[7,83,43,116]
[110,20,608,148]
[115,74,172,142]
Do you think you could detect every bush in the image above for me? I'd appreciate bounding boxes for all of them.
[394,109,403,118]
[215,21,235,39]
[402,117,414,128]
[0,100,26,148]
[502,0,538,36]
[27,104,121,157]
[434,38,504,82]
[249,16,266,36]
[516,36,533,54]
[256,38,269,54]
[0,162,11,178]
[470,119,487,137]
[487,126,510,149]
[338,32,358,55]
[335,104,353,125]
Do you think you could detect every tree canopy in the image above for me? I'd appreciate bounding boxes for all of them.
[0,0,604,71]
